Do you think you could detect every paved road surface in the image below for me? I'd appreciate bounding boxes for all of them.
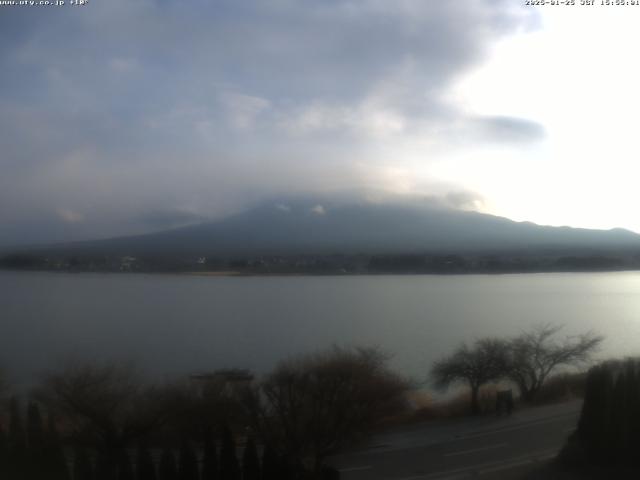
[330,400,582,480]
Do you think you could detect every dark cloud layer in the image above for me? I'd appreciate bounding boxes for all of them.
[0,0,540,245]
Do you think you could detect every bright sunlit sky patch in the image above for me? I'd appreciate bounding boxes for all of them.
[449,4,640,232]
[2,1,640,245]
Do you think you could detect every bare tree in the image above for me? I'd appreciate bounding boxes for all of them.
[507,324,603,403]
[431,338,510,415]
[180,369,252,432]
[35,362,174,477]
[243,346,409,475]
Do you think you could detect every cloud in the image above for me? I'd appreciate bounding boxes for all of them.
[311,205,326,215]
[472,115,546,143]
[280,101,406,138]
[134,209,207,229]
[444,191,486,211]
[219,92,271,130]
[0,0,541,245]
[108,57,139,74]
[275,204,292,213]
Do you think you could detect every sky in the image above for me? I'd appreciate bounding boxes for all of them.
[1,0,640,246]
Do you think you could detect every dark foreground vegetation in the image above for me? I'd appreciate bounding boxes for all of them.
[514,357,640,480]
[0,326,603,479]
[550,358,640,478]
[0,347,409,480]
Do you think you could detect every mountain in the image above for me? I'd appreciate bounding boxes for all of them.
[27,198,640,258]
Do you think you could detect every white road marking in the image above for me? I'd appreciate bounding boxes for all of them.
[443,442,508,457]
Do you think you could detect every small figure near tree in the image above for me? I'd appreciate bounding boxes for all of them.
[431,325,603,414]
[495,389,514,416]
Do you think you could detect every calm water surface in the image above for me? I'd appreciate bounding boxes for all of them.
[2,270,640,386]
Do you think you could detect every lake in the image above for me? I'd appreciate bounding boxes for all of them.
[2,270,640,388]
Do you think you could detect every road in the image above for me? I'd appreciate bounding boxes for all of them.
[330,400,582,480]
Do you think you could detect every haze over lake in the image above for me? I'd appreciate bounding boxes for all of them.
[3,270,640,387]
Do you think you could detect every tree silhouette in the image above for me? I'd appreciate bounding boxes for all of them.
[277,454,293,480]
[0,424,8,478]
[159,448,178,480]
[137,443,157,480]
[260,444,279,480]
[45,412,71,480]
[73,447,95,480]
[431,339,509,415]
[96,449,117,480]
[8,397,26,455]
[37,362,173,476]
[27,402,45,451]
[507,325,602,402]
[624,362,640,465]
[118,450,135,480]
[219,426,240,480]
[27,402,46,477]
[570,359,640,466]
[241,437,260,480]
[178,439,199,480]
[7,397,26,477]
[201,427,218,480]
[246,347,408,474]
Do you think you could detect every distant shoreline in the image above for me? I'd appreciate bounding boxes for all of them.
[4,247,640,276]
[3,266,640,277]
[183,270,243,276]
